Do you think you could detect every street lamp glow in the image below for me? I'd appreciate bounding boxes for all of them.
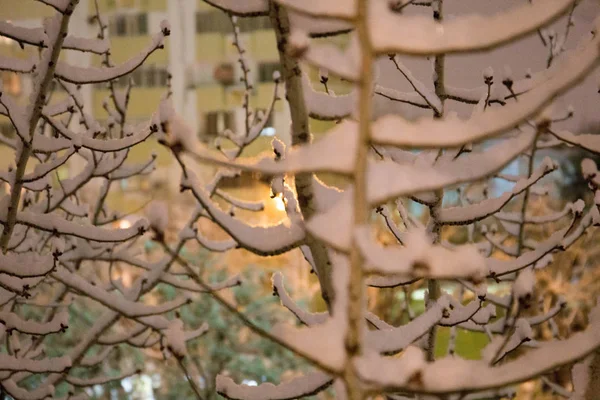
[273,195,286,211]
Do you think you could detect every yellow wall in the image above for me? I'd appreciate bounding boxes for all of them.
[127,138,171,166]
[196,85,225,111]
[0,0,54,19]
[104,36,170,65]
[0,43,36,60]
[196,34,225,62]
[249,31,277,62]
[196,0,216,12]
[221,83,279,111]
[93,88,166,119]
[89,0,166,14]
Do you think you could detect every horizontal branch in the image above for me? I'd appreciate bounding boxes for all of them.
[0,310,68,335]
[438,157,558,225]
[217,372,333,400]
[371,31,600,148]
[369,0,576,54]
[55,27,169,84]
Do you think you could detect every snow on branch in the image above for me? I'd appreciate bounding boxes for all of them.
[363,305,600,394]
[43,114,156,152]
[301,34,360,81]
[65,368,140,387]
[193,229,239,252]
[272,272,328,326]
[388,56,442,113]
[55,26,170,84]
[0,252,54,278]
[37,0,71,13]
[0,89,30,141]
[438,157,558,225]
[2,379,55,400]
[0,56,36,74]
[302,73,355,120]
[217,372,332,400]
[183,171,305,256]
[0,20,109,55]
[570,350,600,400]
[1,209,148,243]
[203,0,351,37]
[0,0,597,396]
[191,119,357,175]
[550,128,600,156]
[368,130,537,204]
[51,266,188,320]
[356,227,487,283]
[309,133,537,250]
[489,207,600,277]
[365,296,449,354]
[62,35,110,55]
[0,309,68,335]
[289,13,352,38]
[369,0,576,55]
[0,21,46,47]
[372,30,600,148]
[275,0,355,20]
[482,318,535,365]
[496,201,579,225]
[203,0,268,16]
[0,353,71,373]
[78,346,114,367]
[271,251,350,372]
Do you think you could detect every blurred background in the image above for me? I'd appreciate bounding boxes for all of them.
[0,0,599,399]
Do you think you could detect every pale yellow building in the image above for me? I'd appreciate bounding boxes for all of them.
[1,0,291,153]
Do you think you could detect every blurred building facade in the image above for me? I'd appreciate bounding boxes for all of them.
[0,0,311,154]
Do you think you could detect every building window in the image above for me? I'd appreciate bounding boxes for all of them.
[97,66,169,89]
[109,13,148,36]
[157,69,170,86]
[107,0,138,7]
[195,12,270,34]
[130,68,143,87]
[258,62,280,83]
[145,65,156,87]
[196,11,230,34]
[136,13,148,35]
[114,15,126,35]
[204,111,236,137]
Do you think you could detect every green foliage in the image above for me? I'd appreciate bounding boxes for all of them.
[434,327,489,360]
[152,249,310,398]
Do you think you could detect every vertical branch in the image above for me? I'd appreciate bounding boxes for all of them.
[500,129,542,335]
[0,0,79,252]
[268,1,336,308]
[229,15,252,136]
[431,0,445,119]
[425,0,445,362]
[517,135,540,256]
[343,0,372,398]
[583,350,600,399]
[176,356,205,400]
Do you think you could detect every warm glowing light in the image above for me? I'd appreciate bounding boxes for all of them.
[273,195,286,211]
[118,219,132,229]
[121,269,132,287]
[521,381,535,392]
